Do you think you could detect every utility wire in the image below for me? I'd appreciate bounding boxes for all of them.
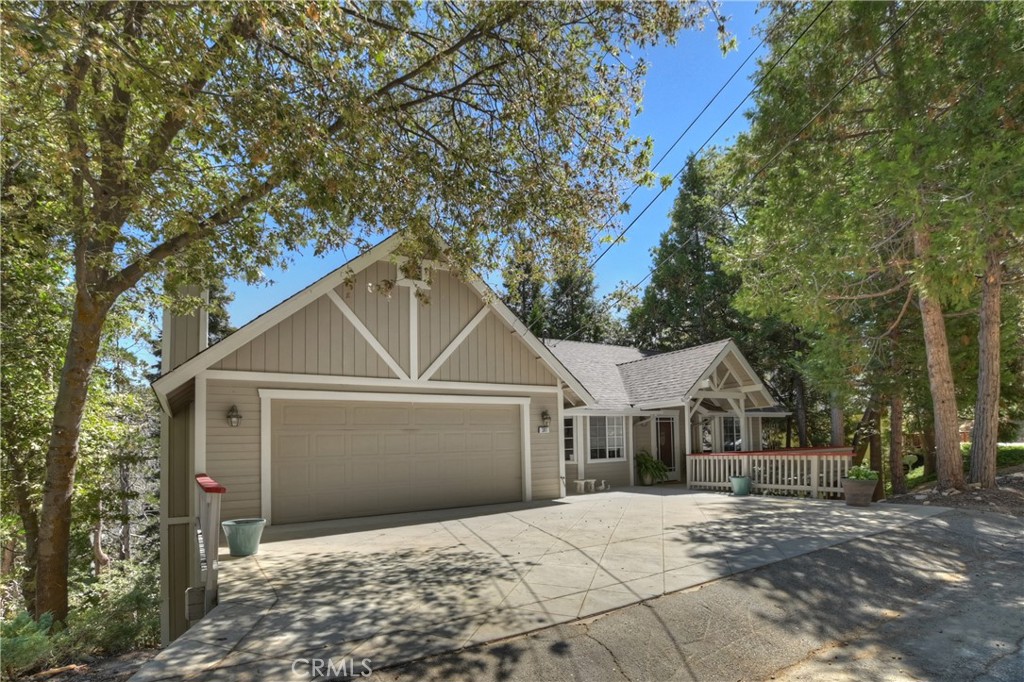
[587,1,834,271]
[547,0,925,347]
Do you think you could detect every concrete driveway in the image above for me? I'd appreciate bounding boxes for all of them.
[133,487,944,681]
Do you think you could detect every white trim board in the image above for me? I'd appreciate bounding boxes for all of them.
[203,369,561,394]
[257,389,534,524]
[419,305,489,381]
[326,288,409,380]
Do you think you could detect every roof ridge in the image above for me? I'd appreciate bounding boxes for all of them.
[544,338,640,352]
[615,338,732,368]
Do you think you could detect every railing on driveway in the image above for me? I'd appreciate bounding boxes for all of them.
[687,447,855,499]
[193,473,227,619]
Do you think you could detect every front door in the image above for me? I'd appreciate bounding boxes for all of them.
[656,417,675,473]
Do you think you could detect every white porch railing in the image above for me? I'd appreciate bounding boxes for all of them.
[194,473,226,617]
[686,447,855,499]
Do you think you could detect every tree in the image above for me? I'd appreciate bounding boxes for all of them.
[629,153,744,351]
[629,152,825,444]
[722,1,1023,490]
[3,1,720,620]
[545,264,615,343]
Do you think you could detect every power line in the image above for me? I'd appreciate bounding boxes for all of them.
[549,1,925,346]
[587,1,834,271]
[519,2,830,339]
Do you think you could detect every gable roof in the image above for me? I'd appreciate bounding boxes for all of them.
[616,339,732,406]
[151,235,595,409]
[543,340,652,410]
[545,337,779,412]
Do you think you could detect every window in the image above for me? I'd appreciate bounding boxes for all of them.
[723,417,742,452]
[564,418,575,462]
[589,416,625,460]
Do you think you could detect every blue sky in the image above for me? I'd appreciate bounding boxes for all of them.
[225,2,767,326]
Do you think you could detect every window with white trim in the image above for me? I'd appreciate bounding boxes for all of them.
[589,416,625,461]
[723,416,742,452]
[564,418,575,462]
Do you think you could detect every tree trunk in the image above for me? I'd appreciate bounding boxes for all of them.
[35,291,109,622]
[890,394,908,495]
[922,416,936,478]
[969,247,1002,488]
[119,462,131,561]
[8,454,40,615]
[794,375,809,447]
[913,229,964,490]
[830,395,845,446]
[869,408,884,501]
[785,416,793,448]
[92,515,110,578]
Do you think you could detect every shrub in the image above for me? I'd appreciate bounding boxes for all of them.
[58,562,160,657]
[1,612,54,679]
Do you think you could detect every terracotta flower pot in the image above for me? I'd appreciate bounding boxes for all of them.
[841,479,876,507]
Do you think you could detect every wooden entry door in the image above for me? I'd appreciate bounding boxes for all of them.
[656,417,675,471]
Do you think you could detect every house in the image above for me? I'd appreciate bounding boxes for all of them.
[151,236,784,642]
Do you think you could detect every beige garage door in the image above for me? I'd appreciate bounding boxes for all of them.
[271,399,522,524]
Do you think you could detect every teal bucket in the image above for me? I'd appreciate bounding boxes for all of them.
[730,476,751,497]
[222,518,266,557]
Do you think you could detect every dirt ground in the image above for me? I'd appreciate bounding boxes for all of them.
[885,464,1024,517]
[27,650,157,682]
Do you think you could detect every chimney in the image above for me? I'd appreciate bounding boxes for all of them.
[162,285,209,372]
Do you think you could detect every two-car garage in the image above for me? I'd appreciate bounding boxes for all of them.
[268,394,525,524]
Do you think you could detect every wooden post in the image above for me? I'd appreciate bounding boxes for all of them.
[194,474,226,616]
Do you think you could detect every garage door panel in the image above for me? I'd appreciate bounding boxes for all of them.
[312,433,345,456]
[271,399,522,525]
[282,404,346,426]
[440,433,467,451]
[413,407,465,426]
[349,433,378,456]
[413,433,440,454]
[353,405,410,426]
[382,433,410,454]
[276,434,309,460]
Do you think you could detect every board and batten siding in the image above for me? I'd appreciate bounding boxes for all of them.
[212,296,395,378]
[433,312,556,385]
[204,379,566,520]
[211,260,555,387]
[418,269,483,371]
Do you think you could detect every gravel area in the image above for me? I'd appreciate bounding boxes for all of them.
[886,465,1024,517]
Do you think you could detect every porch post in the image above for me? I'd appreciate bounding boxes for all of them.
[578,416,586,481]
[627,416,635,487]
[683,403,692,488]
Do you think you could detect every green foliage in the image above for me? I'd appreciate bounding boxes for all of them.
[1,612,53,679]
[847,465,880,481]
[961,443,1024,470]
[635,450,670,483]
[60,563,160,657]
[0,563,158,678]
[721,1,1024,462]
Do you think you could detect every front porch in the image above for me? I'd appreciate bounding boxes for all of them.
[133,487,943,681]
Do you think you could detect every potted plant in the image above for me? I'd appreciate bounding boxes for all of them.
[635,450,669,486]
[841,465,879,507]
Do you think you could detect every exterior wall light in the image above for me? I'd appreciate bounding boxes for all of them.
[538,410,552,434]
[226,405,243,427]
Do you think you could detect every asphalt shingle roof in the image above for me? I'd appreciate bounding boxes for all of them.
[543,340,650,409]
[617,339,731,406]
[544,338,731,409]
